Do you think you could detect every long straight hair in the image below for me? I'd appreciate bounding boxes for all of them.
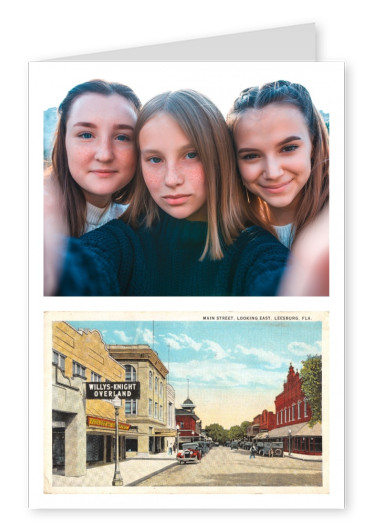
[122,89,253,260]
[227,80,329,245]
[51,79,141,237]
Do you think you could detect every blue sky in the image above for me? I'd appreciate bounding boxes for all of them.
[67,319,322,428]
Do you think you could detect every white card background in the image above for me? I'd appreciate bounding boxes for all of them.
[29,56,344,510]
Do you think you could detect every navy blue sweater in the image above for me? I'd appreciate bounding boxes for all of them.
[58,212,289,296]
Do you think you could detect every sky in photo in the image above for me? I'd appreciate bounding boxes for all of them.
[67,318,322,429]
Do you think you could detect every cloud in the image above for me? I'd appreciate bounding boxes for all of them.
[112,330,132,344]
[134,327,157,346]
[169,359,283,389]
[202,340,229,360]
[287,341,322,357]
[234,344,286,369]
[160,333,202,352]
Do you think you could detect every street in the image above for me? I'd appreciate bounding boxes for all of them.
[136,445,322,487]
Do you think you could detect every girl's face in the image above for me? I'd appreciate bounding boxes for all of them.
[234,103,312,225]
[65,93,138,208]
[139,112,207,221]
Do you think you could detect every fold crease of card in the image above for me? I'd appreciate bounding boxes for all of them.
[46,23,315,61]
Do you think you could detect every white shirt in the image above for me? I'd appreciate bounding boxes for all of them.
[85,202,128,234]
[273,223,294,249]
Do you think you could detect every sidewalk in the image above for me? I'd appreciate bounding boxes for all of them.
[52,452,178,488]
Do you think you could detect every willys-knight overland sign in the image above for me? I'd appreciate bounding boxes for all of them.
[85,381,140,400]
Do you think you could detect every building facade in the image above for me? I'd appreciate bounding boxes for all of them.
[108,344,176,455]
[175,397,202,449]
[52,322,130,477]
[250,363,322,458]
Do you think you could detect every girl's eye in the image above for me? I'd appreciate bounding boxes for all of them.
[116,134,131,142]
[79,132,93,139]
[241,153,260,161]
[186,151,198,160]
[282,144,299,153]
[149,156,162,164]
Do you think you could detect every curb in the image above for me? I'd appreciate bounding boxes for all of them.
[125,461,179,486]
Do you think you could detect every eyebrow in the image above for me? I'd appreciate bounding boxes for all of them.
[237,135,302,154]
[72,121,134,130]
[141,144,196,155]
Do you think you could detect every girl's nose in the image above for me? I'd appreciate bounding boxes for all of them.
[264,157,284,180]
[164,162,183,187]
[95,137,114,162]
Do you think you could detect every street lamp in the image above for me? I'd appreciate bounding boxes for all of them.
[112,395,123,486]
[176,424,180,453]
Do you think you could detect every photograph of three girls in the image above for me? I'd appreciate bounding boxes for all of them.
[44,77,329,297]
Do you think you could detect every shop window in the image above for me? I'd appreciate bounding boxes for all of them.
[125,438,138,452]
[52,350,66,374]
[73,361,86,379]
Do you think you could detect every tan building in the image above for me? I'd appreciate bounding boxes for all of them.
[52,322,130,477]
[108,344,176,455]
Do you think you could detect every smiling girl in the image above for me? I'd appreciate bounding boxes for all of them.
[227,80,329,248]
[49,79,141,237]
[49,89,289,296]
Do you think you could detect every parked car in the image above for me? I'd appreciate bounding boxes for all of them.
[176,446,202,464]
[182,441,209,456]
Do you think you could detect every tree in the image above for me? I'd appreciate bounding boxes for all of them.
[205,423,226,444]
[228,425,243,441]
[300,355,322,427]
[240,421,250,438]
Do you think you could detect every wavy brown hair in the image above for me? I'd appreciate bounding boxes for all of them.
[122,89,254,260]
[227,80,329,246]
[50,79,141,237]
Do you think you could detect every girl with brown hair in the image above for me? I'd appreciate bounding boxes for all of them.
[49,79,141,237]
[227,80,329,249]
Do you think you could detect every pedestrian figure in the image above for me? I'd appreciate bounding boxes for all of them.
[250,445,256,459]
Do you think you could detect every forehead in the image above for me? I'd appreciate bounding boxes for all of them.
[140,112,191,144]
[235,103,308,139]
[67,92,137,123]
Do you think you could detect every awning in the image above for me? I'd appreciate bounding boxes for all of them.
[253,432,270,439]
[267,422,322,438]
[155,429,177,437]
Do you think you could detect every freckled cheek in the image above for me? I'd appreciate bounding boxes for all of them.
[66,143,93,170]
[119,149,137,174]
[142,165,164,195]
[179,162,206,187]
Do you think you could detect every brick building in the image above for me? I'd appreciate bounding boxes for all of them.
[251,363,322,458]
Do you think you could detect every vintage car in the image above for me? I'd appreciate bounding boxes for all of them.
[176,446,202,464]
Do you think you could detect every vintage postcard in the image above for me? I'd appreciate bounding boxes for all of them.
[39,310,342,509]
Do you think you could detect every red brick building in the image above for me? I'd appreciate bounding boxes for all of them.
[275,363,312,427]
[251,363,322,458]
[247,409,276,438]
[175,397,202,449]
